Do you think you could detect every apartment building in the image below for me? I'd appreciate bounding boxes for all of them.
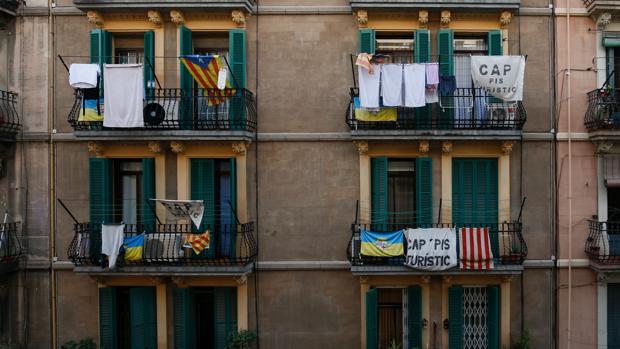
[0,0,556,348]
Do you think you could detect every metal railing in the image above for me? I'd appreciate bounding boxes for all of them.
[584,88,620,131]
[584,220,620,264]
[346,87,526,131]
[68,88,256,132]
[347,222,526,267]
[0,223,23,264]
[67,222,256,267]
[0,90,21,139]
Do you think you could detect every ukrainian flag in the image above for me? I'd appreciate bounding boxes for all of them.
[360,229,404,257]
[123,234,144,262]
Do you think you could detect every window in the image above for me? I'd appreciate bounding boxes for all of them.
[375,32,414,63]
[112,160,143,225]
[606,47,620,88]
[113,33,145,64]
[448,286,500,349]
[387,160,416,224]
[452,158,498,225]
[608,187,620,222]
[193,32,232,122]
[378,288,404,349]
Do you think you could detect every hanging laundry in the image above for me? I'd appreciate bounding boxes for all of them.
[78,99,104,122]
[123,234,145,262]
[358,65,381,109]
[353,97,397,122]
[185,230,211,255]
[425,63,439,86]
[355,53,374,74]
[403,64,426,108]
[381,64,403,107]
[360,229,404,257]
[439,75,457,95]
[459,227,495,270]
[101,224,125,269]
[153,199,205,230]
[103,64,145,128]
[69,63,99,89]
[179,55,234,105]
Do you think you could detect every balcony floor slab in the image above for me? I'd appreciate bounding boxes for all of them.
[351,264,523,275]
[73,130,255,141]
[350,129,522,140]
[73,263,254,276]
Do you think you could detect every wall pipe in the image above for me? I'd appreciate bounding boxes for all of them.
[48,0,58,347]
[565,0,573,346]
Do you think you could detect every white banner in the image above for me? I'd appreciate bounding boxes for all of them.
[153,199,204,229]
[404,228,457,271]
[470,55,525,101]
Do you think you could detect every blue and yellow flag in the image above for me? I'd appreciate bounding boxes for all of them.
[179,55,235,106]
[360,229,404,257]
[123,234,144,262]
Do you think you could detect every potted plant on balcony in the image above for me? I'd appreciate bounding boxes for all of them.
[225,330,257,349]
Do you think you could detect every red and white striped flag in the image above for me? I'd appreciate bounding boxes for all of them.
[459,227,494,270]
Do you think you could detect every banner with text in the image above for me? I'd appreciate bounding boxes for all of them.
[404,228,457,271]
[470,55,525,101]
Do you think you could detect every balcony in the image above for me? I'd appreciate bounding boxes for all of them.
[0,90,21,140]
[0,223,23,273]
[68,88,256,139]
[67,222,256,274]
[72,0,254,12]
[584,88,620,140]
[582,0,620,16]
[347,222,527,274]
[349,0,520,9]
[347,87,526,139]
[584,220,620,269]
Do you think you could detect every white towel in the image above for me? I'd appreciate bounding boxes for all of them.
[103,64,145,128]
[69,64,99,89]
[358,64,381,108]
[404,64,426,108]
[425,87,438,104]
[381,64,403,107]
[101,224,125,269]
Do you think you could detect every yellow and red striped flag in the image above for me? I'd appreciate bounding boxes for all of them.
[185,230,210,255]
[179,55,235,106]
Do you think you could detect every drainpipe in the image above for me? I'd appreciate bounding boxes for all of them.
[550,0,559,346]
[48,0,57,347]
[565,0,573,346]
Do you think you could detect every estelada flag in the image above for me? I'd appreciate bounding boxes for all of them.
[179,55,235,106]
[185,230,210,255]
[459,227,494,270]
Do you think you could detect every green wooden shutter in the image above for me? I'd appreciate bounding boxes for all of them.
[190,158,216,258]
[414,30,432,129]
[214,287,237,349]
[448,286,463,349]
[608,284,620,347]
[99,287,117,349]
[179,25,193,129]
[229,158,238,257]
[174,288,196,349]
[90,29,111,95]
[452,159,470,224]
[366,288,378,349]
[144,31,155,98]
[130,287,157,349]
[488,30,503,56]
[371,157,389,230]
[407,286,423,349]
[438,29,454,128]
[141,158,156,228]
[415,158,433,227]
[89,158,112,258]
[452,159,498,224]
[229,29,247,129]
[476,159,499,224]
[487,286,500,349]
[359,29,376,54]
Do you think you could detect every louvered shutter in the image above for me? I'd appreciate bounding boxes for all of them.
[609,284,620,347]
[99,287,117,349]
[359,29,376,54]
[407,286,423,349]
[371,157,389,230]
[416,158,433,227]
[448,286,463,349]
[228,157,238,257]
[141,158,156,228]
[214,287,237,349]
[415,30,432,129]
[487,286,500,349]
[366,288,378,349]
[90,29,111,95]
[144,31,155,98]
[89,157,112,259]
[488,30,503,56]
[174,288,196,349]
[179,25,193,129]
[129,287,158,349]
[190,158,216,258]
[438,29,454,128]
[229,29,247,128]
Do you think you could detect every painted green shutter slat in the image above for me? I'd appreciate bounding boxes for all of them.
[90,29,111,95]
[371,157,389,230]
[229,157,238,258]
[359,29,376,54]
[407,286,423,349]
[144,31,155,98]
[448,286,463,349]
[141,158,156,228]
[487,286,500,349]
[179,25,193,129]
[89,157,112,258]
[99,287,117,349]
[488,30,504,56]
[214,287,237,349]
[438,29,454,128]
[416,158,433,227]
[452,159,464,224]
[90,29,101,65]
[190,158,216,258]
[173,288,196,349]
[366,288,378,349]
[414,30,432,129]
[229,29,247,129]
[609,284,620,347]
[130,287,158,349]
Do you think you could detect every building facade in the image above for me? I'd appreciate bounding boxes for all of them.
[0,0,559,348]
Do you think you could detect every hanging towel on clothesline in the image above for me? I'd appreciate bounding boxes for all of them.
[381,64,403,107]
[358,64,381,108]
[69,63,99,89]
[101,224,125,269]
[103,64,144,128]
[404,64,426,108]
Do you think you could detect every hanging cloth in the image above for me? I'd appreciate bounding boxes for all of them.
[103,64,145,128]
[381,64,404,107]
[403,64,426,108]
[179,55,235,106]
[358,64,381,108]
[101,224,125,269]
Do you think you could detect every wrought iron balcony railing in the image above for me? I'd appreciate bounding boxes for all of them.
[346,87,526,131]
[67,222,256,268]
[68,88,256,132]
[0,90,21,139]
[584,88,620,131]
[584,220,620,264]
[347,222,527,268]
[0,223,23,265]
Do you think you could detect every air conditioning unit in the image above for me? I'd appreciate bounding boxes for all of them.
[485,103,516,128]
[144,233,182,262]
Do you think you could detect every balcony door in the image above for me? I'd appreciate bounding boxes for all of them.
[366,286,422,349]
[448,286,500,349]
[453,35,488,127]
[194,32,231,126]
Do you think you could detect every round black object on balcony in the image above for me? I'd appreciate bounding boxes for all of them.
[143,103,165,126]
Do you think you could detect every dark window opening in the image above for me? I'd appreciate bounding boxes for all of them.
[375,31,415,64]
[116,287,132,349]
[113,32,145,64]
[194,288,216,348]
[609,187,620,222]
[378,288,404,349]
[112,159,143,225]
[388,159,416,225]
